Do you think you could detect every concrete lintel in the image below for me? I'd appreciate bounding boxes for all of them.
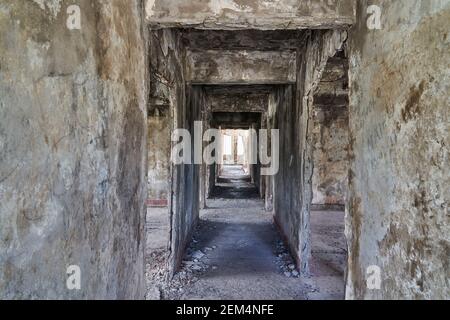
[187,50,296,84]
[207,93,268,113]
[145,0,356,30]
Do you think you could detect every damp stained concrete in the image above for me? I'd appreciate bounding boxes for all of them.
[147,165,346,300]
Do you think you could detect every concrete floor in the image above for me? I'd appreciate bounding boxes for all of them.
[145,165,347,300]
[308,210,347,299]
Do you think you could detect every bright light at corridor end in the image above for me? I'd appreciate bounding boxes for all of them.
[170,121,280,176]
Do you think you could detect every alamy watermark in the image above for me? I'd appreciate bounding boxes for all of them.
[66,5,81,30]
[367,5,382,30]
[171,121,279,176]
[366,265,382,290]
[66,265,81,290]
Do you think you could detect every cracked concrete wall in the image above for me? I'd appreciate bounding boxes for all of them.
[311,56,349,207]
[0,0,148,299]
[346,0,449,300]
[145,0,356,30]
[186,50,297,84]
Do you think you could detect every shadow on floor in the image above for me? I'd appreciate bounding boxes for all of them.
[210,165,260,199]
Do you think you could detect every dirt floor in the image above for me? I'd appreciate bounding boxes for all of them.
[145,165,347,300]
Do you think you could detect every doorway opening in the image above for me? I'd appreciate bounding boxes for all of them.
[308,50,350,299]
[145,28,350,300]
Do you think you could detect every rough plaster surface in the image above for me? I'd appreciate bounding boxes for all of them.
[145,0,355,30]
[147,115,170,202]
[0,0,148,299]
[207,93,268,113]
[297,30,347,275]
[270,30,347,275]
[182,29,307,51]
[149,30,203,276]
[346,0,450,300]
[311,57,349,206]
[186,50,297,84]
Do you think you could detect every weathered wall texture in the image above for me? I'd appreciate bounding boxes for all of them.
[0,0,148,299]
[148,29,184,208]
[346,0,450,300]
[146,0,355,29]
[147,111,170,205]
[148,29,202,275]
[186,50,297,84]
[272,30,347,274]
[208,93,268,113]
[311,57,349,207]
[271,85,301,266]
[172,85,204,272]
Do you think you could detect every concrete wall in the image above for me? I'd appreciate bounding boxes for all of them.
[171,86,203,272]
[271,85,301,266]
[0,0,148,299]
[147,110,170,205]
[272,30,347,274]
[311,57,349,207]
[145,0,355,29]
[311,108,349,207]
[346,0,450,300]
[148,29,203,275]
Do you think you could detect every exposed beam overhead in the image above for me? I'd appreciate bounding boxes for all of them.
[145,0,356,30]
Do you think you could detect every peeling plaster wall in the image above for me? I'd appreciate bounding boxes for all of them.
[346,0,450,300]
[0,0,148,299]
[145,0,355,30]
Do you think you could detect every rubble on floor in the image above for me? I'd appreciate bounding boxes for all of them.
[146,222,216,300]
[274,239,300,278]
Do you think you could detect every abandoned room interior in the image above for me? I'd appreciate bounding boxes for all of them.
[0,0,448,301]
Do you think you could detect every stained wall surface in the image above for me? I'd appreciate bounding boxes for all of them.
[0,0,148,299]
[148,29,203,275]
[145,0,355,29]
[271,30,347,274]
[311,57,349,207]
[346,0,450,299]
